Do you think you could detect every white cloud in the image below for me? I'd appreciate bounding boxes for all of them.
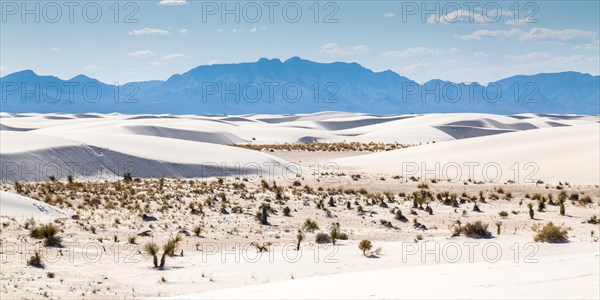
[161,53,189,60]
[320,43,370,55]
[50,47,59,52]
[217,28,224,32]
[474,52,491,57]
[83,65,105,71]
[150,61,162,66]
[506,16,537,26]
[0,66,8,74]
[352,45,370,53]
[382,47,442,58]
[395,63,430,74]
[450,48,458,53]
[250,26,257,32]
[128,28,170,35]
[259,26,268,30]
[427,9,488,24]
[207,59,220,65]
[575,39,599,50]
[179,28,189,35]
[158,0,186,5]
[506,52,550,61]
[520,28,597,41]
[128,50,156,58]
[457,27,598,42]
[456,29,523,40]
[383,12,395,17]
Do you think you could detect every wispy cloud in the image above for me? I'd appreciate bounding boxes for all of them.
[0,66,8,74]
[83,65,105,71]
[427,9,489,24]
[158,0,187,5]
[320,43,369,55]
[396,62,430,73]
[506,16,537,26]
[474,52,491,57]
[382,47,442,58]
[519,28,597,41]
[162,53,189,60]
[383,12,395,17]
[457,27,598,42]
[128,50,156,58]
[50,47,60,52]
[179,28,189,35]
[456,29,523,40]
[575,39,599,50]
[128,28,170,35]
[506,52,550,61]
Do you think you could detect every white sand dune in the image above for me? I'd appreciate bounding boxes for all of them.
[333,124,600,185]
[165,252,599,299]
[1,112,597,184]
[0,190,69,220]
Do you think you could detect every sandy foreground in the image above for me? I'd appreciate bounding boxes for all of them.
[0,112,599,299]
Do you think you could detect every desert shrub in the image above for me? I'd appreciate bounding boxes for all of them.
[461,221,491,238]
[250,242,271,252]
[498,211,509,218]
[27,250,44,268]
[123,172,133,182]
[358,239,372,256]
[192,225,202,237]
[283,206,291,217]
[255,203,269,225]
[579,195,592,205]
[144,242,159,268]
[315,232,331,244]
[303,219,319,232]
[296,231,305,250]
[533,222,568,243]
[30,224,62,247]
[128,236,137,244]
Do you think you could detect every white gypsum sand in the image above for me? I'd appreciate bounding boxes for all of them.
[0,112,598,299]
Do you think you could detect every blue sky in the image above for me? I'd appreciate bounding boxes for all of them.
[1,0,598,84]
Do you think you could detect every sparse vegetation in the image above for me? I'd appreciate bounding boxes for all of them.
[303,219,319,232]
[532,222,569,243]
[30,224,62,247]
[461,221,492,238]
[27,250,44,268]
[358,239,372,256]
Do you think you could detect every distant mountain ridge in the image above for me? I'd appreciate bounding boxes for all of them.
[1,57,598,114]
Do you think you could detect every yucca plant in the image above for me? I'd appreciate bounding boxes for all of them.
[144,242,159,268]
[160,240,176,268]
[528,203,534,219]
[330,225,341,245]
[495,221,502,235]
[27,250,44,268]
[296,231,304,251]
[558,198,566,216]
[30,224,62,247]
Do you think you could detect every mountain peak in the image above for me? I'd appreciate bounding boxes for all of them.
[69,74,97,82]
[257,57,282,64]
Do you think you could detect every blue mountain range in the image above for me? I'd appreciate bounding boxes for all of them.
[1,57,598,114]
